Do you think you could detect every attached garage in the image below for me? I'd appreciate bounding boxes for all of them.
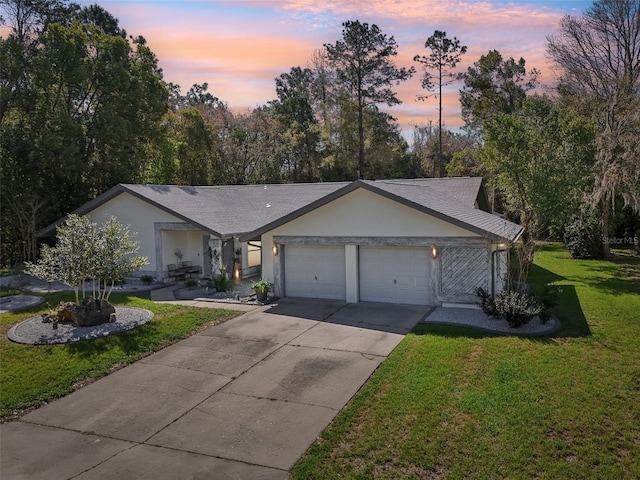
[359,246,432,305]
[242,179,524,307]
[284,245,346,300]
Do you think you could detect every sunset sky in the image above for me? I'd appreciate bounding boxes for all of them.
[76,1,592,134]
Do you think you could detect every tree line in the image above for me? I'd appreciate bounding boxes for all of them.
[1,0,638,266]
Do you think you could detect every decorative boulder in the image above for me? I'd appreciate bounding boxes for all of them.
[56,298,116,327]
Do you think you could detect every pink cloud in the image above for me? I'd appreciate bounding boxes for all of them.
[73,0,585,134]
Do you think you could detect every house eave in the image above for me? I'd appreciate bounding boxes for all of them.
[37,184,225,239]
[240,180,522,243]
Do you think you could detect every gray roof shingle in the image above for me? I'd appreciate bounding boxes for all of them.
[38,178,522,243]
[122,182,349,236]
[364,180,522,242]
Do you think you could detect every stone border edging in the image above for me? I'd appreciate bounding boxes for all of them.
[7,307,154,345]
[422,307,561,337]
[0,295,45,314]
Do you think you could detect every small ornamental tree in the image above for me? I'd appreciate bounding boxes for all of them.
[97,216,149,301]
[26,215,148,304]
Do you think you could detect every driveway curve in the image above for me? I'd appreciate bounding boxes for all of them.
[1,299,429,479]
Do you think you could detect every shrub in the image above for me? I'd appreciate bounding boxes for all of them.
[475,287,498,317]
[494,290,541,328]
[564,213,604,259]
[213,274,232,292]
[140,275,154,285]
[184,278,198,288]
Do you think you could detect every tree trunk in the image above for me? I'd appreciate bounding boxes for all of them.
[602,200,611,259]
[438,67,443,178]
[358,96,365,180]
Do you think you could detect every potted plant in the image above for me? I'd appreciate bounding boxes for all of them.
[251,279,272,302]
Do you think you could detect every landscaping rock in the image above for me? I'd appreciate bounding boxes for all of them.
[8,307,154,344]
[56,299,116,327]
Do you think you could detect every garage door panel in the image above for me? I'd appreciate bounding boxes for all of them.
[285,245,346,300]
[359,246,432,305]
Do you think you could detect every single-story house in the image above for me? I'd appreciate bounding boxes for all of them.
[39,177,522,306]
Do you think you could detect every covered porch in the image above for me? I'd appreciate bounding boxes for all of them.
[154,222,261,283]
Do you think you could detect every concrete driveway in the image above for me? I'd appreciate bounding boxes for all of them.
[1,299,429,480]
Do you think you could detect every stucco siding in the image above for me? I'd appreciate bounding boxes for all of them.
[261,189,478,282]
[87,192,187,275]
[270,189,478,238]
[162,230,207,273]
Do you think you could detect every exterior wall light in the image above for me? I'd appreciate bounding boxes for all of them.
[431,244,438,260]
[272,243,279,256]
[234,265,241,280]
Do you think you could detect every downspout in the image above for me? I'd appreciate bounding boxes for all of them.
[492,245,509,296]
[492,249,497,297]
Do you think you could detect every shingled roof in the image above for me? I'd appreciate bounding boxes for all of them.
[363,180,522,242]
[38,177,522,243]
[38,182,349,238]
[242,179,522,243]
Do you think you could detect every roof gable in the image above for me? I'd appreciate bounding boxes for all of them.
[241,179,522,243]
[38,181,349,238]
[256,187,479,238]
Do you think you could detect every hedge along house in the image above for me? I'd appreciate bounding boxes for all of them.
[38,182,349,282]
[241,178,523,306]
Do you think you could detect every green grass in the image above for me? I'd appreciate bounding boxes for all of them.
[0,291,239,418]
[292,243,640,479]
[0,288,22,297]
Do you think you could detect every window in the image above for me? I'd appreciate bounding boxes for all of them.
[247,242,261,267]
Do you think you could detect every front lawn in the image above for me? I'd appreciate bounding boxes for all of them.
[0,291,239,419]
[293,243,640,479]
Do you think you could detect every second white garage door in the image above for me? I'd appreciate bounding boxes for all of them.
[359,246,432,305]
[284,245,346,300]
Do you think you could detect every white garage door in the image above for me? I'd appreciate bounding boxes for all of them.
[359,246,432,305]
[285,245,346,300]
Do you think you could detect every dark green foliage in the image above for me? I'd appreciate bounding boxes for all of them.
[140,275,154,285]
[494,290,541,328]
[547,1,640,258]
[184,278,198,289]
[1,1,168,265]
[212,274,232,292]
[460,49,539,132]
[484,95,595,238]
[475,287,498,317]
[271,67,321,183]
[564,213,604,259]
[325,20,414,179]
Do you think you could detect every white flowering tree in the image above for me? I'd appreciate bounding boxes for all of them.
[26,215,148,304]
